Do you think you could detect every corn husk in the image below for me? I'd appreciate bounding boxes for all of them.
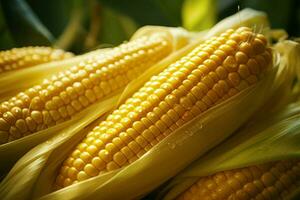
[0,8,278,200]
[159,100,300,200]
[204,8,269,39]
[158,41,300,200]
[0,26,192,176]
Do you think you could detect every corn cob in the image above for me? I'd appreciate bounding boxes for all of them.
[0,32,173,144]
[177,160,300,200]
[0,46,74,73]
[56,27,272,188]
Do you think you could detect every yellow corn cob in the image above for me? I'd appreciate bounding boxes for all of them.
[0,32,173,144]
[56,27,272,188]
[177,160,300,200]
[0,46,74,73]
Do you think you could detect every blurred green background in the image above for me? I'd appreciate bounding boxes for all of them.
[0,0,299,53]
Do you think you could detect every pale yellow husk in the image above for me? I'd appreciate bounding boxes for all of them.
[0,8,277,200]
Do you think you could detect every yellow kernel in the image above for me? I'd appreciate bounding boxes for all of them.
[238,64,250,79]
[246,75,258,84]
[128,140,141,154]
[207,90,219,102]
[253,38,266,54]
[208,72,219,83]
[180,96,193,109]
[173,71,186,81]
[195,101,208,112]
[84,163,98,177]
[223,56,237,72]
[210,54,222,65]
[105,143,118,155]
[77,171,90,181]
[71,100,82,111]
[80,152,92,163]
[100,82,111,95]
[135,135,148,148]
[203,59,217,70]
[228,72,241,86]
[0,118,10,131]
[182,111,194,122]
[86,145,98,155]
[173,104,185,116]
[98,150,112,163]
[235,51,248,64]
[161,114,173,127]
[149,125,160,137]
[127,128,139,139]
[67,167,78,180]
[236,80,249,91]
[239,42,254,56]
[214,50,226,60]
[198,64,209,75]
[85,89,96,103]
[11,107,22,119]
[91,157,105,170]
[202,76,214,89]
[121,146,134,159]
[261,172,276,187]
[113,152,127,166]
[182,79,194,91]
[155,120,168,132]
[30,97,43,110]
[166,109,179,122]
[190,86,204,100]
[219,44,234,55]
[73,158,85,170]
[25,117,36,131]
[93,86,104,99]
[31,111,43,124]
[247,58,260,75]
[190,106,201,116]
[191,68,205,79]
[202,96,213,107]
[117,132,130,145]
[112,137,125,149]
[132,121,146,134]
[141,130,155,142]
[15,119,28,132]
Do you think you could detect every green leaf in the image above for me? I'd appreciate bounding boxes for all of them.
[0,0,54,46]
[182,0,217,31]
[54,0,86,51]
[27,0,74,38]
[99,0,183,26]
[99,6,136,46]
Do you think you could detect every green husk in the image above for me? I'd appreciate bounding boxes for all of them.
[158,41,300,200]
[0,8,280,200]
